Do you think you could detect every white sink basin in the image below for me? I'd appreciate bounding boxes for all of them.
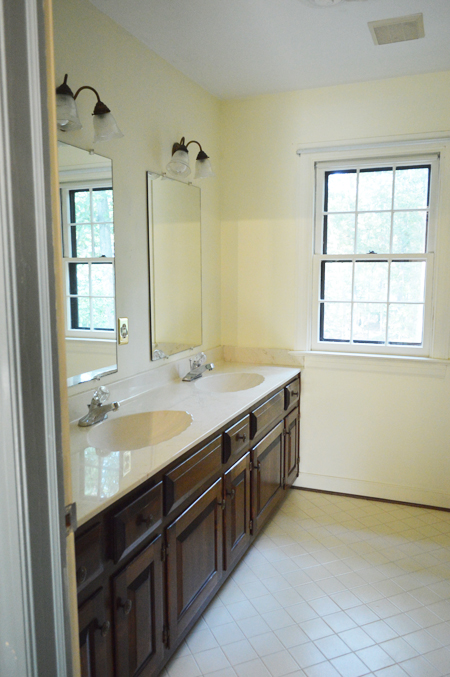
[87,410,192,451]
[195,372,264,393]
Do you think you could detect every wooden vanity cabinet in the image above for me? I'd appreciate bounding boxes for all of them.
[223,452,252,571]
[75,373,300,677]
[166,478,224,646]
[284,408,300,489]
[251,421,285,535]
[78,587,111,677]
[112,534,164,677]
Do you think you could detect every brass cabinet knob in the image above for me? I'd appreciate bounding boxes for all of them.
[136,513,154,527]
[77,566,87,585]
[118,598,133,615]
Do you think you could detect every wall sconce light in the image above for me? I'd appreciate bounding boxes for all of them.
[55,74,123,142]
[166,137,214,179]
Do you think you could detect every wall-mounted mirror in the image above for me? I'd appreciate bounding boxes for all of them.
[58,142,117,386]
[147,173,202,360]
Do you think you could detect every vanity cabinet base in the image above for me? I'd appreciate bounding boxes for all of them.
[76,375,300,677]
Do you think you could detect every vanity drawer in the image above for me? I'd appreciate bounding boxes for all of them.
[223,415,250,464]
[75,522,104,592]
[164,436,222,516]
[112,482,163,563]
[250,390,284,439]
[285,377,300,411]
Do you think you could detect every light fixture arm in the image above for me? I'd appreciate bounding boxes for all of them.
[171,137,209,160]
[73,84,111,115]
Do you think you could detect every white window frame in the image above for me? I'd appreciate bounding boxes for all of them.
[311,153,439,357]
[60,179,116,340]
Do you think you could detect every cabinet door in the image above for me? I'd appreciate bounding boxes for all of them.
[224,452,251,571]
[113,534,164,677]
[284,408,300,489]
[252,422,284,534]
[167,478,223,643]
[78,587,111,677]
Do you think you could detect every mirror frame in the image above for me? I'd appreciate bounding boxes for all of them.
[147,171,202,361]
[58,142,118,387]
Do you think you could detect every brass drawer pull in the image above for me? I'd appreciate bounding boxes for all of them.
[236,433,246,442]
[226,488,236,500]
[101,621,110,637]
[118,598,133,615]
[77,566,87,585]
[290,391,299,397]
[136,513,154,527]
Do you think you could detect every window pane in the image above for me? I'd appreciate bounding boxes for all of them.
[354,261,388,302]
[356,213,391,254]
[70,296,90,330]
[389,261,426,303]
[322,261,352,301]
[358,169,393,211]
[321,302,351,341]
[388,304,424,344]
[72,223,92,258]
[92,263,115,297]
[92,298,115,331]
[353,303,387,342]
[72,189,90,223]
[394,167,429,209]
[93,223,115,257]
[326,171,357,212]
[92,188,113,222]
[68,262,89,296]
[392,211,427,253]
[325,214,355,254]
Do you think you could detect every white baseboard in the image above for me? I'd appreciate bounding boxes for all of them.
[295,472,450,510]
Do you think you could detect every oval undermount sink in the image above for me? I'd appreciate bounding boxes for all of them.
[87,410,192,452]
[195,372,265,393]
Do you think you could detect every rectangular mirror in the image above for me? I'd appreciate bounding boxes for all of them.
[58,142,117,386]
[147,172,202,360]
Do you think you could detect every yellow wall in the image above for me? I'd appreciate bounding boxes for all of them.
[54,0,450,508]
[53,0,221,395]
[221,73,450,507]
[221,72,450,348]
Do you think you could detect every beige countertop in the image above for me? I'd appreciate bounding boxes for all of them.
[70,362,300,526]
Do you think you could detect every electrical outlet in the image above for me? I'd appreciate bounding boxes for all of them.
[118,317,129,345]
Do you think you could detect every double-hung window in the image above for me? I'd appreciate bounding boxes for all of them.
[312,155,438,356]
[60,181,116,339]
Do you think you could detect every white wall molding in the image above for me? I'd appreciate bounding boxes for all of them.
[296,472,450,510]
[296,131,450,156]
[291,351,448,378]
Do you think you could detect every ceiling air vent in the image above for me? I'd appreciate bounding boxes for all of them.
[368,14,425,46]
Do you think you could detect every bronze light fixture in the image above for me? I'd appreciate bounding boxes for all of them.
[166,137,214,179]
[56,74,123,142]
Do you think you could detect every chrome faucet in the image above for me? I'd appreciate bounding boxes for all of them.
[182,352,214,381]
[78,386,120,427]
[153,349,169,360]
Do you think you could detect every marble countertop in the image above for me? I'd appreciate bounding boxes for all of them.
[70,362,300,526]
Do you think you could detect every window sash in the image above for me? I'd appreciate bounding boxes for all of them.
[312,155,438,356]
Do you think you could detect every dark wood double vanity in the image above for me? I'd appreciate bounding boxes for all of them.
[76,374,300,677]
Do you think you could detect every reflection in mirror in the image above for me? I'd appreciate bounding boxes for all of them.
[58,142,117,386]
[148,173,202,359]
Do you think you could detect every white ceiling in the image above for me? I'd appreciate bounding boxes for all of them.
[88,0,450,99]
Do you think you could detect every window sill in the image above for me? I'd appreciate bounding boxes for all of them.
[288,351,449,378]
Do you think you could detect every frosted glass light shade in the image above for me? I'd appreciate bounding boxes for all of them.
[194,155,214,179]
[93,112,124,142]
[167,149,191,176]
[56,93,82,132]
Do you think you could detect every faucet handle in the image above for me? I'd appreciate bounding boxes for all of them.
[190,352,206,369]
[93,385,110,404]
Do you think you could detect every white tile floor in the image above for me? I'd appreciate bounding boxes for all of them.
[161,490,450,677]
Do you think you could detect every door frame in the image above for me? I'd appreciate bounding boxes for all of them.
[0,0,73,674]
